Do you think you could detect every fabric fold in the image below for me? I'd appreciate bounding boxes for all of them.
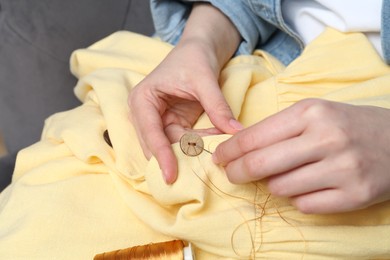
[0,28,389,259]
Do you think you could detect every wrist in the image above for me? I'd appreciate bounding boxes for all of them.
[175,37,220,75]
[180,3,240,72]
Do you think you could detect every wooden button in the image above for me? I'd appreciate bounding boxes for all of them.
[180,133,204,156]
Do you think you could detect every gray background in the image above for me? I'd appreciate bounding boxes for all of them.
[0,0,155,190]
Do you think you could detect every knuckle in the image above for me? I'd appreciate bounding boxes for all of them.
[242,154,266,180]
[300,99,335,120]
[318,126,351,152]
[206,99,231,119]
[348,178,376,208]
[236,133,256,154]
[351,192,372,208]
[292,198,315,214]
[224,166,239,183]
[213,145,229,164]
[349,189,373,209]
[343,150,366,173]
[215,101,230,115]
[267,178,284,196]
[297,98,324,108]
[338,162,376,210]
[212,97,229,109]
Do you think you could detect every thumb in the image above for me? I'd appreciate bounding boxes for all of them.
[198,83,243,134]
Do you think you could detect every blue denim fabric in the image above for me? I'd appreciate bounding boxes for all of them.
[151,0,303,65]
[151,0,390,65]
[382,0,390,64]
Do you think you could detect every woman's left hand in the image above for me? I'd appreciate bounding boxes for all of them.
[213,99,390,214]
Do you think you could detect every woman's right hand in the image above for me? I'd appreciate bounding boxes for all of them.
[128,3,242,184]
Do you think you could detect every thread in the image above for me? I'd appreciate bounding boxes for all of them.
[95,133,306,259]
[94,240,193,260]
[185,135,306,259]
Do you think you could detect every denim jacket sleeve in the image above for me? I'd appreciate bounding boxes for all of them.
[382,0,390,64]
[150,0,277,55]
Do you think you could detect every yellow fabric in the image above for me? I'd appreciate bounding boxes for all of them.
[1,28,390,259]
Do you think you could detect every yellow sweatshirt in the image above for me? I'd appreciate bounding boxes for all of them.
[0,28,389,259]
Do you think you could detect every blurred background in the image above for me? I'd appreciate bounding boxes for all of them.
[0,0,154,190]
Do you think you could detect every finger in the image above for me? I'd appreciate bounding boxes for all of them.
[197,81,243,134]
[165,125,223,144]
[213,101,308,165]
[223,134,322,183]
[192,127,224,136]
[149,129,178,184]
[267,159,338,198]
[131,98,178,184]
[291,189,356,214]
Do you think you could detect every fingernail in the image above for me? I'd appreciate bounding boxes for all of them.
[162,170,173,185]
[162,169,169,184]
[229,119,244,131]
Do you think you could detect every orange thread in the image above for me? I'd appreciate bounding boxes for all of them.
[190,162,258,259]
[94,240,186,260]
[103,134,306,260]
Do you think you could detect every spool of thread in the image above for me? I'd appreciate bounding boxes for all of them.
[94,240,194,260]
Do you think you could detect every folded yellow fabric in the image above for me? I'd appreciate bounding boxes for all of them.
[0,28,390,259]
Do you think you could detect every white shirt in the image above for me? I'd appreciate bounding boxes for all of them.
[282,0,383,57]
